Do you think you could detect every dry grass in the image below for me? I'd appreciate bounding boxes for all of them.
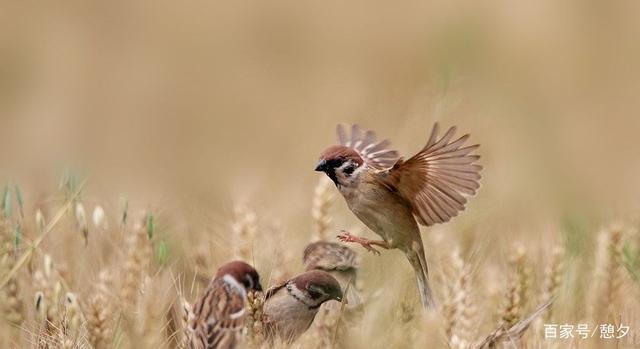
[0,179,637,349]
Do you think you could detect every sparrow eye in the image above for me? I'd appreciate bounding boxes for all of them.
[343,164,356,175]
[338,160,357,176]
[307,285,325,300]
[244,274,254,289]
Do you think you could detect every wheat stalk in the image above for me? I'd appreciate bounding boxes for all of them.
[245,290,265,347]
[120,217,153,310]
[475,301,552,349]
[311,177,333,242]
[231,204,258,261]
[0,218,24,327]
[499,245,530,328]
[33,255,63,336]
[589,226,625,321]
[87,270,113,349]
[443,247,475,349]
[179,297,193,349]
[540,245,564,321]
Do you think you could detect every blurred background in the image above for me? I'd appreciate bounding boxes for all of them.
[1,0,640,252]
[2,2,640,347]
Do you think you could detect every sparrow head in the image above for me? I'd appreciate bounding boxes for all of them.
[291,270,343,305]
[215,260,263,292]
[315,145,364,185]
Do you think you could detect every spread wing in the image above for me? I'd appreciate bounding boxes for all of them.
[189,279,246,349]
[382,123,481,226]
[337,124,400,170]
[303,241,358,271]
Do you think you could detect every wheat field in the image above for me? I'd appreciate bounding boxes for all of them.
[1,1,640,348]
[0,174,639,348]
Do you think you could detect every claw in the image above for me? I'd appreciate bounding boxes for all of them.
[337,231,381,256]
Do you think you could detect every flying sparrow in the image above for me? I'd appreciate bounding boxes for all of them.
[314,123,481,308]
[303,241,362,307]
[188,260,262,349]
[262,270,343,343]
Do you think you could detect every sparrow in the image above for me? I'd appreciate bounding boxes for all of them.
[188,260,262,349]
[262,270,343,343]
[303,241,362,307]
[314,123,481,309]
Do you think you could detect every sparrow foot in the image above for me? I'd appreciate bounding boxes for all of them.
[337,230,387,256]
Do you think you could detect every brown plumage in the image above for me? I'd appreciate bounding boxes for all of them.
[188,261,262,349]
[303,241,362,306]
[263,270,343,343]
[380,124,481,225]
[336,124,400,169]
[315,123,481,308]
[303,241,358,271]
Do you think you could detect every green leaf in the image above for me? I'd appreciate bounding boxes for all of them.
[623,244,635,265]
[146,213,154,240]
[14,223,21,249]
[156,240,168,266]
[3,184,11,218]
[14,184,24,219]
[622,243,640,282]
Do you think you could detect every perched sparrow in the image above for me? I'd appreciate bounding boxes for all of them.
[262,270,343,343]
[315,123,481,308]
[188,261,262,349]
[303,241,362,307]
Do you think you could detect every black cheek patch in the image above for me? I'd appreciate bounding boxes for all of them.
[308,289,323,300]
[324,158,344,185]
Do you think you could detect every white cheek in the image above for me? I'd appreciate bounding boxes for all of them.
[340,168,365,190]
[336,161,364,184]
[288,284,308,301]
[351,165,366,177]
[223,274,247,299]
[337,161,352,171]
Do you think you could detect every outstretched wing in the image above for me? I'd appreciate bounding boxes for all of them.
[189,279,246,349]
[383,123,482,226]
[336,124,400,170]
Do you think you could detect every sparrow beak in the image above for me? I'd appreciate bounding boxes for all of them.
[255,282,263,292]
[315,159,327,172]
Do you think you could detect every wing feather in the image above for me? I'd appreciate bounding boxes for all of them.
[303,241,359,271]
[336,124,400,170]
[383,123,481,226]
[189,279,246,349]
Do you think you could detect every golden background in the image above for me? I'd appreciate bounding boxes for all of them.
[1,1,639,347]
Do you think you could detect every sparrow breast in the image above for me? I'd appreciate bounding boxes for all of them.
[263,286,319,342]
[341,172,419,249]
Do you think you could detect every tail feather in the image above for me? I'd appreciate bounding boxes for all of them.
[406,241,435,309]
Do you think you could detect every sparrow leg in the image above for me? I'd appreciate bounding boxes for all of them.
[336,230,389,256]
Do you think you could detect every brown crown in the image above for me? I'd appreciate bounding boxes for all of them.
[291,270,343,300]
[214,260,261,290]
[319,145,363,166]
